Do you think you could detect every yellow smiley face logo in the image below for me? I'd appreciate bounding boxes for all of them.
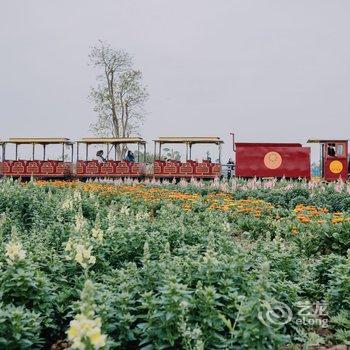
[329,160,343,174]
[264,151,282,170]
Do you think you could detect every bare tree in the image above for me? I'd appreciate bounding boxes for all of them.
[89,41,148,158]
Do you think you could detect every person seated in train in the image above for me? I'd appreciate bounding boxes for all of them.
[327,144,336,157]
[125,150,135,162]
[96,150,107,162]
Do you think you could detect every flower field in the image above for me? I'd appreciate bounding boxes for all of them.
[0,178,350,349]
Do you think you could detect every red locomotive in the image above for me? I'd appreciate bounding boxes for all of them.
[235,142,311,179]
[0,135,349,181]
[234,137,349,181]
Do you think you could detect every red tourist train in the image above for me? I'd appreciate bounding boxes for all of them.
[0,136,349,181]
[235,139,349,181]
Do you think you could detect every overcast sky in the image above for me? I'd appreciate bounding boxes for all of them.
[1,0,349,161]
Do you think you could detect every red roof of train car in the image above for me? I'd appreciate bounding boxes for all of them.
[235,143,302,147]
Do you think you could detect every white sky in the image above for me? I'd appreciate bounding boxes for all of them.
[1,0,349,162]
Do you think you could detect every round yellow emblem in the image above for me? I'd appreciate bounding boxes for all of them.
[264,151,282,170]
[329,160,343,174]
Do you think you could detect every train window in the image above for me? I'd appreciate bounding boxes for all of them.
[327,144,336,157]
[336,144,344,156]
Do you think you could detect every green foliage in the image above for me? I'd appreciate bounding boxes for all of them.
[326,255,350,315]
[0,179,349,348]
[0,303,43,349]
[330,311,350,345]
[0,262,53,318]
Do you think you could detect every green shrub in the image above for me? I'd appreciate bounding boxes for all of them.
[0,303,43,349]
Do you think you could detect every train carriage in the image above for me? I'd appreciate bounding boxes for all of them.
[153,137,223,179]
[235,142,311,179]
[76,137,146,178]
[0,138,73,178]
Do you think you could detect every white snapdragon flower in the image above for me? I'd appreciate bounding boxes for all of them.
[120,206,130,215]
[67,280,107,349]
[74,244,96,268]
[91,227,104,241]
[5,241,26,264]
[61,197,74,210]
[67,314,106,349]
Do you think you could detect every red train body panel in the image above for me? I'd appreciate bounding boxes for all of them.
[76,160,144,178]
[235,143,311,179]
[153,160,221,179]
[0,160,72,178]
[324,158,348,181]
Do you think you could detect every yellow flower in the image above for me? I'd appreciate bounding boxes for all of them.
[332,217,344,224]
[67,314,106,349]
[88,323,106,348]
[67,319,81,339]
[291,227,298,235]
